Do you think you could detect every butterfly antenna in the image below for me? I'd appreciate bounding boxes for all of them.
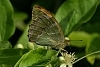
[67,27,82,52]
[70,27,81,39]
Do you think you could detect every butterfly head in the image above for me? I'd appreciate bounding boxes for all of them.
[64,37,70,45]
[54,37,70,49]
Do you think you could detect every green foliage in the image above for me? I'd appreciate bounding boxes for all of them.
[86,34,100,64]
[14,48,57,67]
[0,0,15,49]
[55,0,99,36]
[0,0,100,67]
[0,0,15,41]
[0,49,29,65]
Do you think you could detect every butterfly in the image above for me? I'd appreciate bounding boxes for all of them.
[28,5,69,49]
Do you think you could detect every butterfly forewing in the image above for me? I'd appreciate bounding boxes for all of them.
[28,5,66,48]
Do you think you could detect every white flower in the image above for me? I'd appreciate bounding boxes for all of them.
[60,52,77,67]
[60,51,100,67]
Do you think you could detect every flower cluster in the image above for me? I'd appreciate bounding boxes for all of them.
[60,52,77,67]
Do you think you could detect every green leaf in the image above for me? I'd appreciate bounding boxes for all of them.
[55,0,99,35]
[0,49,29,65]
[50,55,59,67]
[86,34,100,64]
[14,48,57,67]
[0,41,12,49]
[32,49,57,67]
[34,50,57,66]
[0,0,15,41]
[14,48,47,67]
